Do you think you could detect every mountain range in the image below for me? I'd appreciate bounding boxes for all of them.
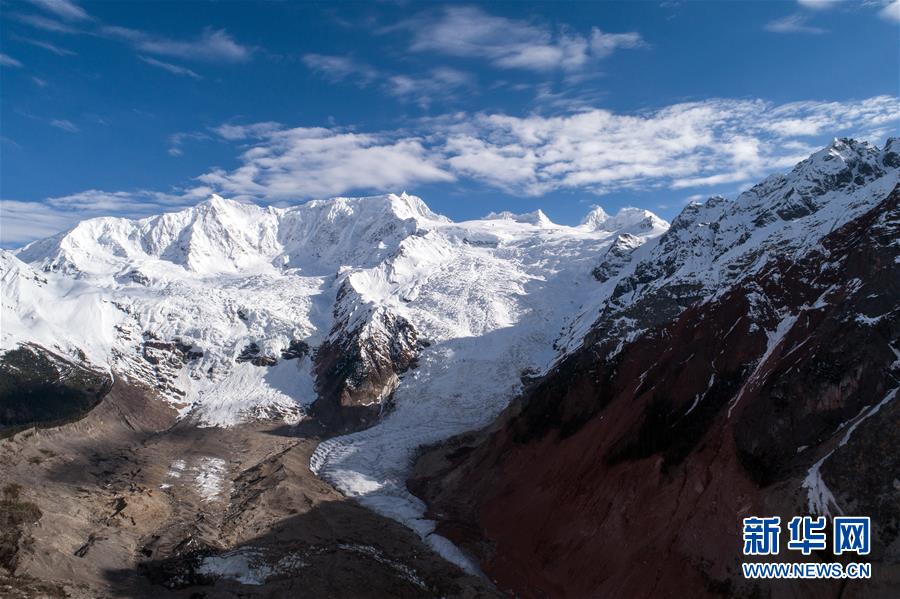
[1,137,897,597]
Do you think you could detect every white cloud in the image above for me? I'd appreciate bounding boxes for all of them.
[197,126,454,200]
[0,54,23,68]
[1,200,82,245]
[590,29,645,58]
[397,6,644,71]
[199,96,898,200]
[765,14,827,33]
[212,121,283,141]
[43,189,196,212]
[27,0,89,21]
[15,7,251,64]
[103,26,251,63]
[49,119,78,132]
[139,56,202,79]
[31,76,48,87]
[435,96,898,195]
[301,54,473,108]
[879,0,900,22]
[385,68,474,108]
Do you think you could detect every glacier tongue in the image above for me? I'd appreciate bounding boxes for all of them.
[310,214,667,570]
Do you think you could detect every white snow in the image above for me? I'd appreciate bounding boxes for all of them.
[194,456,229,502]
[803,451,842,516]
[197,548,273,585]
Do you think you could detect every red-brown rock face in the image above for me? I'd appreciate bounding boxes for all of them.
[410,186,900,598]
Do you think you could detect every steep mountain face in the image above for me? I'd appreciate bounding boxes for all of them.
[3,193,451,428]
[409,140,900,597]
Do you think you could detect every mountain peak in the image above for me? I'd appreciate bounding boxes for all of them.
[580,206,611,229]
[803,137,879,173]
[484,209,553,226]
[580,206,667,235]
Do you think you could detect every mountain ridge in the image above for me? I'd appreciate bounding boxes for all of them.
[1,137,897,585]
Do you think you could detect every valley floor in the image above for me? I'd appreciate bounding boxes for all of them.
[0,382,497,598]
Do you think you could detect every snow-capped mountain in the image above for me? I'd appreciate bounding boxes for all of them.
[1,189,669,568]
[2,138,897,586]
[557,137,900,354]
[3,191,665,432]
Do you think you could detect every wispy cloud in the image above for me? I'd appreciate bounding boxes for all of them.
[796,0,842,9]
[302,54,474,108]
[198,95,899,200]
[394,6,645,72]
[31,76,49,87]
[139,56,202,79]
[49,119,78,132]
[765,14,827,34]
[14,8,251,64]
[302,53,377,85]
[26,0,90,21]
[211,121,282,141]
[879,0,900,22]
[1,200,86,244]
[385,67,474,108]
[436,96,897,195]
[0,54,23,68]
[103,26,252,63]
[590,29,645,58]
[167,131,211,156]
[13,13,80,34]
[19,37,77,56]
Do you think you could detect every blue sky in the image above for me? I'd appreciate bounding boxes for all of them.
[1,0,898,245]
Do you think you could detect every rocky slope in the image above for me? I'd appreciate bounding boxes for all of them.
[409,139,900,597]
[0,379,498,597]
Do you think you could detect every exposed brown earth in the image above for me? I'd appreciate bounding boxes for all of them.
[409,188,900,598]
[0,380,498,598]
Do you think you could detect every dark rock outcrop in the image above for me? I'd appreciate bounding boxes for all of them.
[0,345,112,435]
[236,342,277,367]
[312,280,425,432]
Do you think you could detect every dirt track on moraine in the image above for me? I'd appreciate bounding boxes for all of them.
[0,381,498,598]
